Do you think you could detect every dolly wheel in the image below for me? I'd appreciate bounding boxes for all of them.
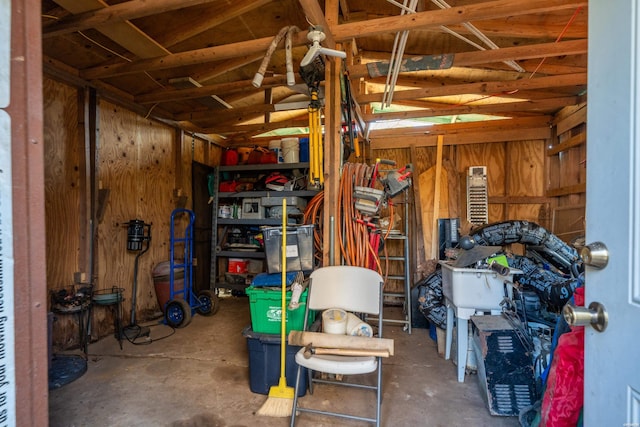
[196,290,220,316]
[165,298,192,328]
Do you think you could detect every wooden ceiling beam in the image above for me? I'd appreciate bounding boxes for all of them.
[363,96,579,121]
[81,0,586,80]
[299,0,337,47]
[350,39,586,79]
[44,0,220,38]
[369,115,551,137]
[356,72,586,104]
[132,38,585,105]
[51,0,169,58]
[135,76,288,104]
[202,115,310,136]
[331,0,586,40]
[175,90,302,122]
[370,126,551,149]
[155,0,273,49]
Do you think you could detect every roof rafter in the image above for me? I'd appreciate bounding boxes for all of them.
[80,0,586,80]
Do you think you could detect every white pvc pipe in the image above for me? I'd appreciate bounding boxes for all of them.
[383,0,418,107]
[285,26,299,86]
[252,26,290,88]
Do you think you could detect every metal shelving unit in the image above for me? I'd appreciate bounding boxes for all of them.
[209,162,317,292]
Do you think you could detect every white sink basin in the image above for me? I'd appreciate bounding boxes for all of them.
[440,261,521,310]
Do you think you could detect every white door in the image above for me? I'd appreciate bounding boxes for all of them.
[585,1,640,425]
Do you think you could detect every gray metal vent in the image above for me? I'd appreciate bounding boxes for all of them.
[467,166,488,225]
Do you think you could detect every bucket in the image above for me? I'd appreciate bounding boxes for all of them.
[228,258,249,274]
[322,308,347,334]
[299,137,309,162]
[268,139,283,163]
[281,137,300,163]
[152,261,185,313]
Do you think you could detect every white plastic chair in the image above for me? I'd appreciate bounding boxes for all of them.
[290,265,384,427]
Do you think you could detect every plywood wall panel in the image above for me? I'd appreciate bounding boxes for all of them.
[507,140,545,197]
[43,78,80,289]
[96,101,176,335]
[43,77,83,349]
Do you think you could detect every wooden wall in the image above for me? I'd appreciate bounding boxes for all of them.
[546,103,587,243]
[372,136,548,286]
[44,77,219,350]
[43,78,83,349]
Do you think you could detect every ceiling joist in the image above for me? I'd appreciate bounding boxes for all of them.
[80,0,586,80]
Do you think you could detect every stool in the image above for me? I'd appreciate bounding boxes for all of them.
[92,287,124,350]
[444,299,501,383]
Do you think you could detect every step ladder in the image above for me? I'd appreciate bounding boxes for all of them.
[368,189,412,334]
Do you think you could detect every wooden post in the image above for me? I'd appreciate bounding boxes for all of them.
[432,135,444,258]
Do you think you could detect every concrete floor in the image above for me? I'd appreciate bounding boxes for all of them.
[49,296,520,427]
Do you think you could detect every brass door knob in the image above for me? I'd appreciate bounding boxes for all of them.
[563,302,608,332]
[580,241,609,269]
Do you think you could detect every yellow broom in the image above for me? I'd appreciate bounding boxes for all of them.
[257,199,295,417]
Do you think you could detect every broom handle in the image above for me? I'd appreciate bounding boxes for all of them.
[280,199,287,381]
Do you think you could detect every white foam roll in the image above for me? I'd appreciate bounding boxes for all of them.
[322,308,347,334]
[346,312,373,337]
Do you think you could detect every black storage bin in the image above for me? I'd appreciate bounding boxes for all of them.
[242,326,308,397]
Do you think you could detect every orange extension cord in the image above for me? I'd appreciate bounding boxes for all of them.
[303,162,396,279]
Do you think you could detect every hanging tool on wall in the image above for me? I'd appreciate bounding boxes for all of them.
[340,69,359,159]
[300,51,325,188]
[308,88,323,187]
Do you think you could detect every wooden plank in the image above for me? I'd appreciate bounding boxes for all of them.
[547,131,586,156]
[556,105,587,135]
[366,116,551,138]
[299,0,337,47]
[432,136,444,259]
[288,331,395,355]
[357,73,586,104]
[156,0,273,48]
[546,183,586,197]
[350,39,587,79]
[136,76,287,105]
[44,0,220,37]
[371,128,551,149]
[52,0,169,58]
[363,97,579,121]
[43,78,81,291]
[332,0,586,40]
[410,145,426,279]
[419,165,450,260]
[489,196,555,204]
[201,115,309,136]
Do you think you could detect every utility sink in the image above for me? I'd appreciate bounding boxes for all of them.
[440,261,522,311]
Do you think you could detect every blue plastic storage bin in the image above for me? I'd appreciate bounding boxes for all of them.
[242,326,308,396]
[299,137,309,162]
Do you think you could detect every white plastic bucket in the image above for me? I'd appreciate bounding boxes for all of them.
[322,308,347,334]
[281,137,300,163]
[268,139,283,163]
